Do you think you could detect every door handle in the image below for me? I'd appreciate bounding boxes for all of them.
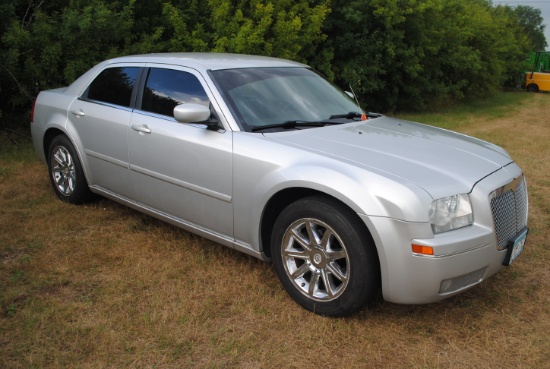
[131,124,152,134]
[70,109,86,117]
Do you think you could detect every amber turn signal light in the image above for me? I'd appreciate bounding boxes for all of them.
[412,244,434,255]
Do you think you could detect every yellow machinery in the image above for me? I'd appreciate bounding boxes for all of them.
[525,72,550,92]
[525,51,550,92]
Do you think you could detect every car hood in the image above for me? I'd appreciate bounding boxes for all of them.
[267,116,513,199]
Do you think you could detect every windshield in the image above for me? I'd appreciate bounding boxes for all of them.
[209,67,361,132]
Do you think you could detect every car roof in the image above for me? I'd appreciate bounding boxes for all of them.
[64,53,308,97]
[103,53,307,71]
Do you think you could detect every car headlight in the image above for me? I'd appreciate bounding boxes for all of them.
[429,194,473,234]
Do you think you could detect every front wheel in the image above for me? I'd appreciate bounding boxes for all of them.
[271,196,380,316]
[47,135,93,204]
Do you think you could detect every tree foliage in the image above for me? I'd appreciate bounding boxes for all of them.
[324,0,533,111]
[0,0,546,121]
[512,5,547,51]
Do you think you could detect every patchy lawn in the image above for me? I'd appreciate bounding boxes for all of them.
[1,92,549,368]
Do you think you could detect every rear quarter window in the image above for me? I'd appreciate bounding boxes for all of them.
[84,67,139,107]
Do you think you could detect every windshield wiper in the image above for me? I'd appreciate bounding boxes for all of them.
[251,120,342,132]
[329,111,383,120]
[329,112,364,119]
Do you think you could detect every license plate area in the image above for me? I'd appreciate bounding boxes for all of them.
[503,226,528,266]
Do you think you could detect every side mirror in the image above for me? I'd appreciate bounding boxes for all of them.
[345,91,355,99]
[173,103,211,123]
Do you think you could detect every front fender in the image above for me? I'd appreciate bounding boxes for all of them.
[231,133,432,254]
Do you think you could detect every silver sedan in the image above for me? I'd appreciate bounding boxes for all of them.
[31,53,528,316]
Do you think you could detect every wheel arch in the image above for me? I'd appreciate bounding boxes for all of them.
[259,187,379,265]
[43,127,92,186]
[43,128,66,160]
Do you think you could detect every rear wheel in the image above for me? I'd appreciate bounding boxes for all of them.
[526,83,539,92]
[47,135,93,204]
[271,196,380,316]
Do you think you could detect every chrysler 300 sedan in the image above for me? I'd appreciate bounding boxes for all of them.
[31,53,528,316]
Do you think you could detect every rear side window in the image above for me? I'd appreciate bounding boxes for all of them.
[85,67,139,107]
[141,68,209,117]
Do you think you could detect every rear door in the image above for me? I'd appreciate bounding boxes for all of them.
[68,64,142,198]
[128,65,233,238]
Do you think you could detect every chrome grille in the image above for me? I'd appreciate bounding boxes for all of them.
[490,176,528,250]
[516,178,528,231]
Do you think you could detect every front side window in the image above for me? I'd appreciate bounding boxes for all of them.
[85,67,139,107]
[141,68,209,117]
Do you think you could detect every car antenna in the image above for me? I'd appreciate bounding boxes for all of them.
[349,83,367,121]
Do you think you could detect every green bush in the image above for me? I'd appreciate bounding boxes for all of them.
[0,0,546,124]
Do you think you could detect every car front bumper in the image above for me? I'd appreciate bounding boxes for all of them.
[362,163,527,304]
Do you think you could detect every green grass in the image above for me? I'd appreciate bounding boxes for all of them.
[393,90,533,130]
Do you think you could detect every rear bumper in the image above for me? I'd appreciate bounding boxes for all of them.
[30,123,46,164]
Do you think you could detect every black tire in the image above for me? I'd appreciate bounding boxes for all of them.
[47,135,93,204]
[271,195,380,316]
[526,83,539,92]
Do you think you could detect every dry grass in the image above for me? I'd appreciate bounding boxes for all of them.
[1,92,549,368]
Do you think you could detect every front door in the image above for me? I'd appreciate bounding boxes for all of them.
[128,66,233,238]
